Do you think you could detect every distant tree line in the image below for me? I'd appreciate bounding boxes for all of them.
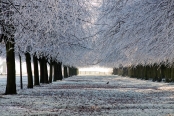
[113,63,174,82]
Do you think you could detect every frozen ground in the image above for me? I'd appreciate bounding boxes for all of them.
[0,75,174,116]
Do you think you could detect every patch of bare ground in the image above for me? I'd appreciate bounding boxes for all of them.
[48,84,160,90]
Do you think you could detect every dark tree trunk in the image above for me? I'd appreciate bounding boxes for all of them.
[64,66,68,78]
[152,64,158,82]
[39,58,44,83]
[134,66,137,78]
[157,66,161,82]
[33,55,40,86]
[171,64,174,82]
[5,37,17,94]
[67,67,70,77]
[75,68,78,76]
[113,68,117,75]
[25,53,33,88]
[19,54,23,89]
[161,64,165,80]
[43,58,49,83]
[148,65,152,79]
[145,66,149,80]
[73,67,78,76]
[49,59,53,83]
[130,67,135,78]
[57,62,63,80]
[165,67,171,82]
[141,66,145,79]
[53,61,58,81]
[127,67,131,77]
[69,67,72,77]
[139,65,143,79]
[118,67,123,76]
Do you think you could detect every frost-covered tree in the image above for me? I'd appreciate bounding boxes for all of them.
[1,0,17,94]
[96,0,174,67]
[0,0,102,94]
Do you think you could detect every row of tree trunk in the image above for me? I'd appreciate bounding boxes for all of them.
[24,53,79,89]
[113,64,174,82]
[2,34,78,95]
[4,38,78,94]
[69,67,78,77]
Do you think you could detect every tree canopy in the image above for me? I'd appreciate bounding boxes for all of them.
[1,0,174,67]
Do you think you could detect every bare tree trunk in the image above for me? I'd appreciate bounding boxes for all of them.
[49,59,53,83]
[145,66,149,80]
[39,58,44,83]
[25,53,33,88]
[19,54,23,89]
[143,66,146,79]
[165,67,171,82]
[57,62,63,80]
[5,37,16,94]
[67,67,70,77]
[64,66,68,78]
[157,66,161,82]
[53,61,58,81]
[171,64,174,82]
[152,64,158,82]
[75,68,78,75]
[69,67,72,77]
[161,64,166,80]
[43,57,49,83]
[130,67,134,78]
[33,55,39,85]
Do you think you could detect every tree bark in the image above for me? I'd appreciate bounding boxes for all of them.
[145,66,149,80]
[43,57,49,83]
[39,58,44,83]
[53,61,58,81]
[57,62,63,80]
[64,66,68,78]
[19,54,23,89]
[49,59,53,83]
[5,37,17,94]
[130,67,135,78]
[156,66,161,82]
[139,65,143,79]
[161,64,165,80]
[141,66,145,79]
[171,64,174,82]
[76,68,78,75]
[67,67,70,77]
[165,67,171,82]
[152,64,157,82]
[127,67,131,77]
[25,53,33,88]
[69,67,72,77]
[33,55,40,85]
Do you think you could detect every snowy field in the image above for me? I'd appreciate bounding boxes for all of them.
[0,75,174,116]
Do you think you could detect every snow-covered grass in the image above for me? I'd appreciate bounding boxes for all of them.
[0,75,174,116]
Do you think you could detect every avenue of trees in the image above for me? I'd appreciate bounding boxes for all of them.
[97,0,174,82]
[0,0,97,94]
[1,0,174,94]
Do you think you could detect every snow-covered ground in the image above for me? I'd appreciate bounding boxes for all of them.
[0,75,174,116]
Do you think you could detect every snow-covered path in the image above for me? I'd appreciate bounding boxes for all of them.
[0,75,174,116]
